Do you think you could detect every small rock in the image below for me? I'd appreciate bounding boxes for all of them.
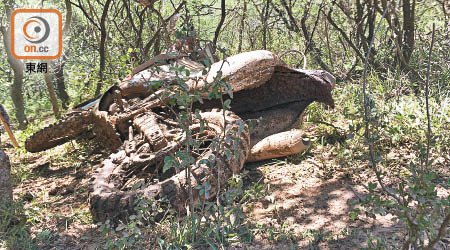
[286,216,296,224]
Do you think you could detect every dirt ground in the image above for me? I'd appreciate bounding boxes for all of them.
[239,161,403,249]
[3,122,449,249]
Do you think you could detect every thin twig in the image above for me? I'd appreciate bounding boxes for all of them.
[424,23,435,169]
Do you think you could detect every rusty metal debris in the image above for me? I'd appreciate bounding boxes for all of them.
[25,50,335,222]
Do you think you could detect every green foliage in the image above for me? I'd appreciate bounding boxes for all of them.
[97,23,254,248]
[0,201,36,249]
[308,73,450,248]
[99,195,170,249]
[356,20,450,245]
[157,174,259,249]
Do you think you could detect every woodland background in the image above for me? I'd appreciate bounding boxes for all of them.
[0,0,449,249]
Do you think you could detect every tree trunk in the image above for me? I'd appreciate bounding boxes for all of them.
[153,32,161,57]
[10,66,26,128]
[213,0,226,48]
[262,0,271,50]
[54,59,70,109]
[95,0,112,96]
[44,69,61,118]
[367,0,377,48]
[402,0,415,64]
[238,0,246,52]
[355,0,365,49]
[54,0,72,110]
[0,24,27,128]
[0,150,12,204]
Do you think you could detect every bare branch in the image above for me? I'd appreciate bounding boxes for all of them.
[325,8,365,62]
[69,0,100,30]
[426,211,450,250]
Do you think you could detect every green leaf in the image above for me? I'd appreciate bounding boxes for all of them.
[115,224,126,231]
[202,59,211,67]
[227,87,233,98]
[216,71,223,79]
[225,149,231,160]
[163,156,175,173]
[162,163,172,173]
[224,99,231,109]
[238,121,245,134]
[248,120,253,132]
[175,30,182,39]
[199,159,209,165]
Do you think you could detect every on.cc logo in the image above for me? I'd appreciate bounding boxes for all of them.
[23,16,50,43]
[11,9,62,60]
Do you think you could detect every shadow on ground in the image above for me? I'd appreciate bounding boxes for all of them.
[240,156,403,249]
